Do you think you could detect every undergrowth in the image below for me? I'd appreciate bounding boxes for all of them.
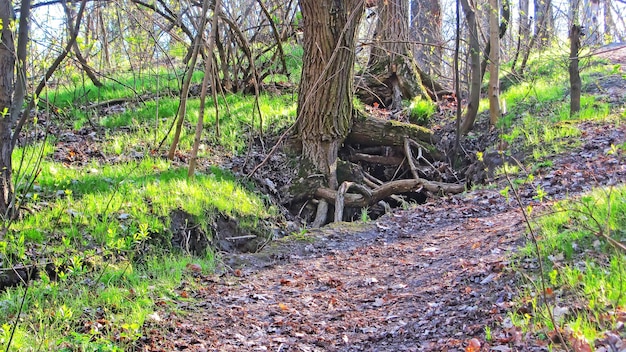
[511,185,626,348]
[1,68,292,349]
[500,47,626,349]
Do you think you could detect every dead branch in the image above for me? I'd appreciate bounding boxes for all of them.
[316,178,463,208]
[334,181,372,222]
[349,152,404,165]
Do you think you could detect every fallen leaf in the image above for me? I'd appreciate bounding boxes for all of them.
[465,338,481,352]
[571,337,592,352]
[186,263,203,273]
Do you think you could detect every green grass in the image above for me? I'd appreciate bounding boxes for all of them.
[513,185,626,347]
[495,46,626,348]
[494,52,620,164]
[0,36,304,350]
[408,97,436,125]
[2,139,275,349]
[0,254,214,351]
[2,84,288,350]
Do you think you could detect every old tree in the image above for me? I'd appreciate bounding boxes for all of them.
[294,0,462,226]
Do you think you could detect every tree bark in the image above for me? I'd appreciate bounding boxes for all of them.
[167,0,210,160]
[346,115,438,148]
[0,0,17,219]
[569,25,582,116]
[519,0,552,74]
[296,0,364,189]
[583,0,601,46]
[480,0,509,80]
[488,0,501,125]
[357,0,427,109]
[410,0,443,77]
[534,0,554,49]
[511,0,529,72]
[189,0,221,178]
[459,0,481,134]
[61,0,104,88]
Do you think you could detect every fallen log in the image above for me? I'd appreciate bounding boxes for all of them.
[346,115,442,159]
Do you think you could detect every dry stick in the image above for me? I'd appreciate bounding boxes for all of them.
[311,200,329,228]
[405,138,443,178]
[335,181,353,222]
[334,181,373,222]
[363,172,407,207]
[503,171,569,351]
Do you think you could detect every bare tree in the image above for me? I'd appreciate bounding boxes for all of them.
[488,0,501,125]
[511,0,530,72]
[459,0,481,134]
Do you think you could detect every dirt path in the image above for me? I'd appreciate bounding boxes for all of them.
[140,121,624,351]
[139,54,626,351]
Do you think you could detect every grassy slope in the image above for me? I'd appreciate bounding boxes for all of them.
[490,50,626,347]
[1,70,297,350]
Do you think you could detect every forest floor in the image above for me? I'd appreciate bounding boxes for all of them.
[138,46,626,351]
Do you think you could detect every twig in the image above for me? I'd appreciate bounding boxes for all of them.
[503,169,569,351]
[6,267,33,352]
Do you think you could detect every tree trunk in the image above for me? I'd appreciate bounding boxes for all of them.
[357,0,427,109]
[488,0,501,125]
[459,0,481,134]
[480,0,509,80]
[519,0,552,75]
[603,0,624,42]
[410,0,443,77]
[0,0,16,219]
[534,0,553,49]
[346,114,438,148]
[167,0,210,160]
[511,0,529,72]
[569,25,581,116]
[583,0,601,46]
[189,0,221,178]
[296,0,364,189]
[61,0,104,88]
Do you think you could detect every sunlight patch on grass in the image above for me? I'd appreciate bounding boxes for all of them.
[515,184,626,346]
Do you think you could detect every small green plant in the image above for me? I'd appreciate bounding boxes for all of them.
[408,97,436,125]
[360,207,370,222]
[512,185,626,347]
[484,325,492,341]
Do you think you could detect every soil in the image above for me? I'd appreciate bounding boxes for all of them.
[137,49,626,351]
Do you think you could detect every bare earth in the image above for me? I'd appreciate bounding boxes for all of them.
[139,50,626,352]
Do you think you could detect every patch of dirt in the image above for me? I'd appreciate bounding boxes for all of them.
[594,43,626,65]
[170,209,210,256]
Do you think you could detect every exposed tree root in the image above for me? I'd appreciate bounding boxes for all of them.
[334,181,373,222]
[315,178,464,209]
